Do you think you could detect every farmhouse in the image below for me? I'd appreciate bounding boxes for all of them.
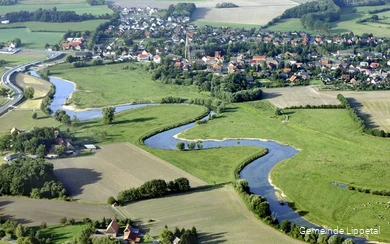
[105,220,120,237]
[1,20,10,24]
[137,51,153,62]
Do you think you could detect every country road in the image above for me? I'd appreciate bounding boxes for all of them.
[0,50,63,116]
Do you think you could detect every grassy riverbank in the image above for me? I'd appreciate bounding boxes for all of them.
[48,63,210,108]
[70,104,263,184]
[179,100,390,242]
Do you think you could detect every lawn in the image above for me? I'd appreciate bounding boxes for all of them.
[49,63,210,108]
[120,185,301,244]
[71,104,262,184]
[0,110,60,133]
[0,51,47,66]
[0,28,63,49]
[267,18,310,33]
[0,3,111,16]
[3,20,110,32]
[37,223,85,244]
[179,101,390,242]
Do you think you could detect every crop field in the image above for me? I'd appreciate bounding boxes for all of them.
[0,29,63,49]
[179,101,390,242]
[190,20,259,29]
[49,63,209,108]
[15,73,52,109]
[120,185,301,244]
[0,196,115,226]
[262,86,340,108]
[112,0,299,25]
[0,2,111,16]
[53,142,207,203]
[0,110,60,134]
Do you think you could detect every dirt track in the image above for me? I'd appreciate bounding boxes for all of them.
[0,196,115,226]
[53,143,207,203]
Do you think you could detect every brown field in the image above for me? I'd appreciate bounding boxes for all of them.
[15,73,52,109]
[112,0,300,25]
[263,86,341,108]
[53,143,207,203]
[0,196,115,226]
[120,185,302,243]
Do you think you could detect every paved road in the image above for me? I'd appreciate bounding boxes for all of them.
[0,51,63,116]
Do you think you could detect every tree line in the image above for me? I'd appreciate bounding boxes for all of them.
[160,226,198,244]
[347,185,390,196]
[0,0,16,5]
[5,7,111,23]
[165,3,196,18]
[215,2,238,8]
[116,177,191,205]
[280,0,340,32]
[0,158,67,199]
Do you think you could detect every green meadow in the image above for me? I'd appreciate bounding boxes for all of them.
[3,20,109,32]
[48,63,210,109]
[178,101,390,242]
[0,28,63,49]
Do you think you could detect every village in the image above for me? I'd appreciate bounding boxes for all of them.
[51,4,390,90]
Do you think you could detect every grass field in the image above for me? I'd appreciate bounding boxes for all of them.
[53,143,207,203]
[178,101,390,242]
[37,223,85,244]
[263,86,340,108]
[4,20,109,32]
[15,73,52,109]
[120,185,301,244]
[49,63,209,108]
[0,29,63,49]
[70,104,263,185]
[0,51,47,66]
[0,110,60,133]
[0,196,115,226]
[0,3,111,16]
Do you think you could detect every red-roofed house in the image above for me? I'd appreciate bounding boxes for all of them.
[370,62,380,68]
[124,224,141,244]
[105,220,120,238]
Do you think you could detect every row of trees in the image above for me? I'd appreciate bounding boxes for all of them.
[0,218,53,243]
[40,83,55,115]
[215,2,238,8]
[176,141,203,150]
[5,7,111,23]
[86,0,105,5]
[347,185,390,196]
[116,178,191,204]
[160,96,184,103]
[0,158,67,199]
[160,226,198,244]
[0,0,16,5]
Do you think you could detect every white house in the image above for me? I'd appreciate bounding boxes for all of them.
[1,20,10,24]
[153,55,161,64]
[137,50,153,62]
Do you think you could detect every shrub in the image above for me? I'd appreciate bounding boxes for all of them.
[107,196,117,205]
[59,217,67,224]
[176,142,185,151]
[187,142,196,150]
[67,218,76,225]
[32,112,37,119]
[83,218,92,224]
[40,222,47,229]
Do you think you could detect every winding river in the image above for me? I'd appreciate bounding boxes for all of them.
[31,71,366,243]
